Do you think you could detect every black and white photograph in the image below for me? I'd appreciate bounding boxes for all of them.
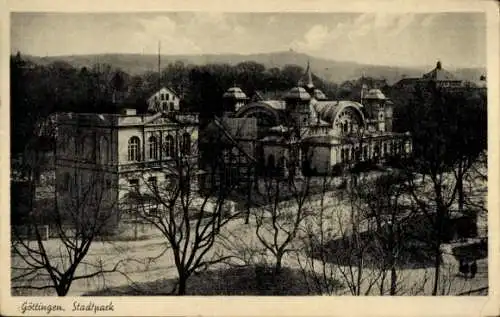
[2,1,498,316]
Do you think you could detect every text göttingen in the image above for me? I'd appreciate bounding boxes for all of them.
[20,301,115,314]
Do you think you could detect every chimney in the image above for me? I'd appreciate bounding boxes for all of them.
[436,61,442,70]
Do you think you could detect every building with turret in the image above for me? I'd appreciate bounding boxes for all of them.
[200,61,412,182]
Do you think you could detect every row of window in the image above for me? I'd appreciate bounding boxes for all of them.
[128,175,189,194]
[129,176,157,191]
[339,141,408,163]
[62,135,110,164]
[162,102,176,112]
[156,93,171,101]
[127,133,192,162]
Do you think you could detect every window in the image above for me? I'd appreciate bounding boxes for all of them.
[99,137,109,164]
[363,145,368,161]
[165,135,175,158]
[128,136,141,161]
[278,156,287,169]
[161,93,165,101]
[169,102,175,111]
[383,143,388,156]
[105,179,112,190]
[61,173,70,191]
[163,103,167,111]
[148,176,157,191]
[129,179,139,193]
[268,155,275,169]
[166,93,170,101]
[148,208,159,217]
[181,132,191,155]
[149,135,159,160]
[75,136,82,156]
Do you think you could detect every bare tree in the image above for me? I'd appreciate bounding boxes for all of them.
[252,172,312,278]
[11,164,123,296]
[123,122,241,295]
[294,175,343,295]
[353,171,416,295]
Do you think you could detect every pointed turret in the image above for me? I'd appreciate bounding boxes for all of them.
[306,60,314,90]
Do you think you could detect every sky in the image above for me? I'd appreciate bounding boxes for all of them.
[11,11,486,68]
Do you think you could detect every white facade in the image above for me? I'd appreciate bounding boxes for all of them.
[55,110,199,230]
[147,87,181,113]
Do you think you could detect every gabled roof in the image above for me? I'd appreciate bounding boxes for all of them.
[422,61,459,81]
[149,87,180,99]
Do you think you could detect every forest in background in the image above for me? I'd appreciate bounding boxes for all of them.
[10,51,486,158]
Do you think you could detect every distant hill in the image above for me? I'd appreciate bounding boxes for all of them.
[22,51,486,85]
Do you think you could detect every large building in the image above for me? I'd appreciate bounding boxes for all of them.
[54,62,413,231]
[202,62,412,181]
[392,60,486,93]
[54,108,199,229]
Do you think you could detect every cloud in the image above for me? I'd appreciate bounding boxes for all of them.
[292,24,330,51]
[132,16,202,54]
[291,13,420,56]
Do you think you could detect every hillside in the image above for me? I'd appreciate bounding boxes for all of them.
[22,51,485,85]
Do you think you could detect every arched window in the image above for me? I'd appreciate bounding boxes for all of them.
[99,136,109,164]
[181,132,191,155]
[278,156,287,170]
[383,143,388,157]
[149,135,159,160]
[128,136,141,161]
[165,135,175,158]
[268,154,275,169]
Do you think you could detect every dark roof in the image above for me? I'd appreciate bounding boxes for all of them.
[284,87,311,101]
[199,117,257,162]
[422,61,459,81]
[392,77,420,88]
